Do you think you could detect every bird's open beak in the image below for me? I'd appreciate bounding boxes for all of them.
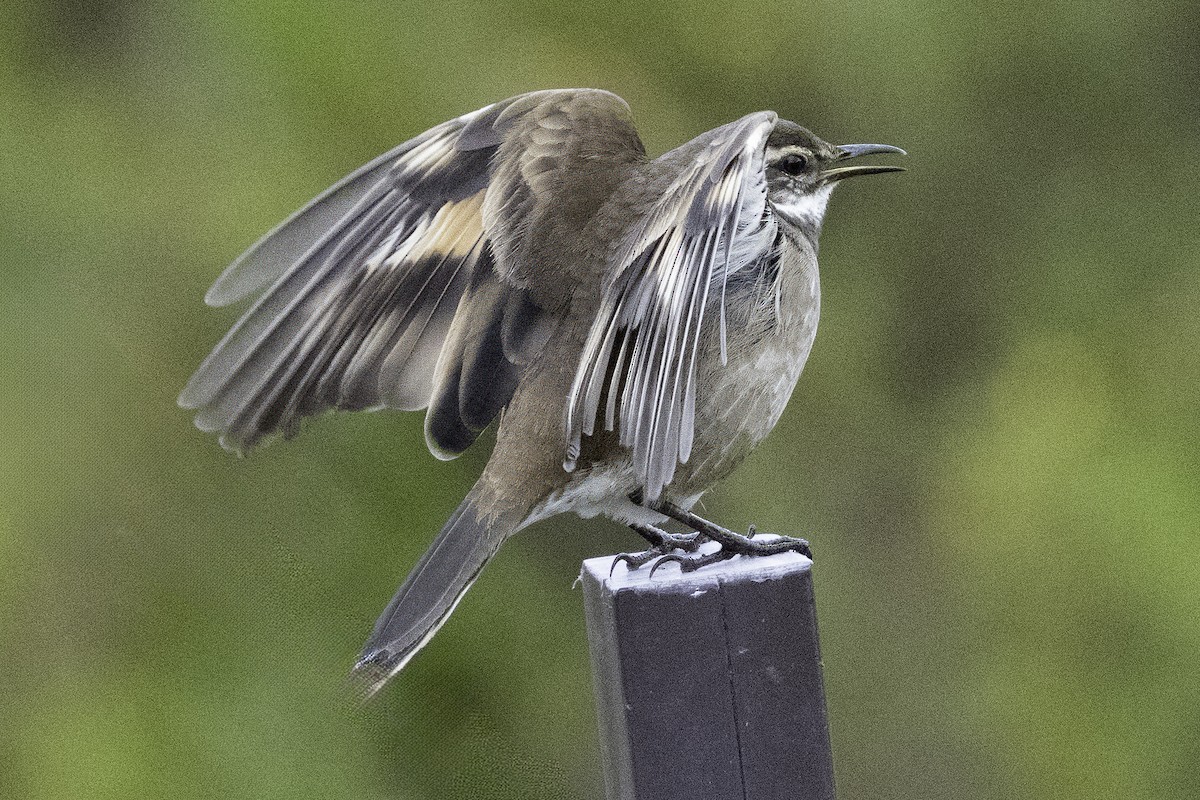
[821,143,907,183]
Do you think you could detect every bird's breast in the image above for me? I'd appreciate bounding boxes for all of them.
[670,239,821,492]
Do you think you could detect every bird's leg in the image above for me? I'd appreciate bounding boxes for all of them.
[654,498,812,558]
[610,522,704,574]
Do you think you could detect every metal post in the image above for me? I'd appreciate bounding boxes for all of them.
[581,547,836,800]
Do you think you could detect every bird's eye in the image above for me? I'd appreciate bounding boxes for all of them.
[777,153,809,176]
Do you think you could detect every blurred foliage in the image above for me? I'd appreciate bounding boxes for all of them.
[3,0,1198,798]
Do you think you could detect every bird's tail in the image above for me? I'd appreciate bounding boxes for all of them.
[351,483,518,698]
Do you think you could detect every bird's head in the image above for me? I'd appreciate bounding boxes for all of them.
[765,121,905,234]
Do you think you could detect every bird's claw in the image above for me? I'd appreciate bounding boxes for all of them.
[610,529,707,576]
[610,549,661,575]
[647,548,736,577]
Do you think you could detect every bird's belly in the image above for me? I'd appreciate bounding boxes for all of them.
[670,336,811,492]
[669,262,820,496]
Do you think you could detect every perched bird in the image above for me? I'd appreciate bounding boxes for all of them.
[179,89,904,697]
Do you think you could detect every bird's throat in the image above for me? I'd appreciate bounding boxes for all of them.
[770,185,834,232]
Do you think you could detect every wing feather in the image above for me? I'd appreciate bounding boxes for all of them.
[182,90,637,453]
[564,112,779,500]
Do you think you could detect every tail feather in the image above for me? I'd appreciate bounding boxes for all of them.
[351,486,516,698]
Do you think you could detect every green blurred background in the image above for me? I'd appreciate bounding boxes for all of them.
[3,1,1198,798]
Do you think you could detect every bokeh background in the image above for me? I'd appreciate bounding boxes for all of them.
[4,1,1199,798]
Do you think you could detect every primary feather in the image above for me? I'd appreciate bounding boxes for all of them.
[178,91,629,454]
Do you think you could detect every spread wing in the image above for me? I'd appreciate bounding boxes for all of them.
[180,89,636,457]
[564,111,780,501]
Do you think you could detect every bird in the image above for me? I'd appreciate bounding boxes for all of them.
[178,88,905,697]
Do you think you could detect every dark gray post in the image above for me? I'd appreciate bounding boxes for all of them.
[581,548,835,800]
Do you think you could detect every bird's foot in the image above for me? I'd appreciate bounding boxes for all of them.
[647,546,736,577]
[611,523,705,575]
[630,522,706,553]
[705,527,813,559]
[629,492,814,564]
[644,529,812,576]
